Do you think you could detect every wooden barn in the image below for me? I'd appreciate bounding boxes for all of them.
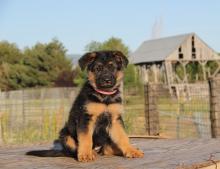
[130,33,220,93]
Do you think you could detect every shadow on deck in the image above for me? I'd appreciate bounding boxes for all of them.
[0,139,220,169]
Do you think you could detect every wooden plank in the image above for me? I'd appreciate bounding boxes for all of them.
[178,160,220,169]
[1,139,220,169]
[128,135,166,139]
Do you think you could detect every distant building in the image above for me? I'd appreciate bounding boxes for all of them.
[130,33,220,87]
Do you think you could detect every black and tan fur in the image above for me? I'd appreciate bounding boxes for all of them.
[26,51,144,162]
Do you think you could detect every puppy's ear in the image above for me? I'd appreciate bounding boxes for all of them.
[78,52,97,70]
[113,51,129,69]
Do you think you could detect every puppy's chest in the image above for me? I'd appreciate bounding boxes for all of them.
[95,112,112,130]
[86,102,123,136]
[85,102,123,118]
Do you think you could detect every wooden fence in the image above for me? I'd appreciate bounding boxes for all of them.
[209,77,220,138]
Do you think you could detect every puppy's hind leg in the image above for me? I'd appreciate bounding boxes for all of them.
[63,135,77,152]
[100,143,122,156]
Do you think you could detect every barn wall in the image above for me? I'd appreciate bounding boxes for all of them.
[167,34,219,61]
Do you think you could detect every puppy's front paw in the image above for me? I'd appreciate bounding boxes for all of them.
[78,150,97,162]
[124,147,144,158]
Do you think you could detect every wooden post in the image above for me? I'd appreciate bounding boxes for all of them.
[209,77,220,138]
[21,89,27,143]
[144,83,160,136]
[152,64,158,83]
[0,90,2,144]
[165,61,174,85]
[199,61,207,81]
[140,65,146,83]
[144,65,149,83]
[180,61,188,83]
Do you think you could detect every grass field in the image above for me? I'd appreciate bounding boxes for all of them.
[0,86,212,144]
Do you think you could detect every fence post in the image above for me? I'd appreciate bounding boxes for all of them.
[209,77,220,138]
[144,83,159,136]
[0,90,2,144]
[22,89,26,143]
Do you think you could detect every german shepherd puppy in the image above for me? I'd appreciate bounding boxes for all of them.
[26,51,144,162]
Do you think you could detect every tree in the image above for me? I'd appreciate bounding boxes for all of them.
[124,64,141,87]
[85,41,102,52]
[206,61,218,75]
[0,41,25,90]
[186,62,203,82]
[73,66,87,86]
[0,63,10,90]
[85,37,130,55]
[55,70,77,87]
[0,39,74,90]
[0,41,23,64]
[23,39,72,87]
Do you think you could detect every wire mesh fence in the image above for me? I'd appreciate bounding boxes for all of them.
[0,86,147,145]
[0,88,79,144]
[0,80,217,145]
[155,83,211,138]
[123,85,146,135]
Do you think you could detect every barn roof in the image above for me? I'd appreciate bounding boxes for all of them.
[130,33,194,64]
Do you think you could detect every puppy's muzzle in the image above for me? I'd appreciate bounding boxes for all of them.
[97,74,116,89]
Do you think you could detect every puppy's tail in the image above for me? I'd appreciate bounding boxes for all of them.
[26,149,67,157]
[26,141,74,157]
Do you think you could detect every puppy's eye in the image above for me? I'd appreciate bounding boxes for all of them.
[95,65,103,72]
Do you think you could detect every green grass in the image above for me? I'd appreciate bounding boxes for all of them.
[0,86,211,144]
[0,99,68,144]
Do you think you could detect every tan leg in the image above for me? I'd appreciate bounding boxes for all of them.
[77,117,97,162]
[77,102,106,162]
[109,117,144,158]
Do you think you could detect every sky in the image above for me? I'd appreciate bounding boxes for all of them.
[0,0,219,54]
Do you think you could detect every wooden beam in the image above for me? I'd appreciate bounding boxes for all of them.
[144,65,149,83]
[179,61,189,83]
[164,61,173,86]
[198,61,207,81]
[140,65,146,83]
[210,61,220,77]
[162,63,168,84]
[152,64,158,83]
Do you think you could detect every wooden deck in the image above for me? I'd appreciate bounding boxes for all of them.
[1,139,220,169]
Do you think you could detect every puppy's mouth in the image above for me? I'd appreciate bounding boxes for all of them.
[98,83,114,89]
[96,80,116,91]
[88,72,120,95]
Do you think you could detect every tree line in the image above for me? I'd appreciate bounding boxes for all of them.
[0,37,219,91]
[0,37,140,91]
[0,39,74,90]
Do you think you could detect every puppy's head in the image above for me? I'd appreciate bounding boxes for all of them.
[79,51,128,92]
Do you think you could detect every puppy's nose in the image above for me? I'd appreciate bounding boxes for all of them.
[104,78,112,84]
